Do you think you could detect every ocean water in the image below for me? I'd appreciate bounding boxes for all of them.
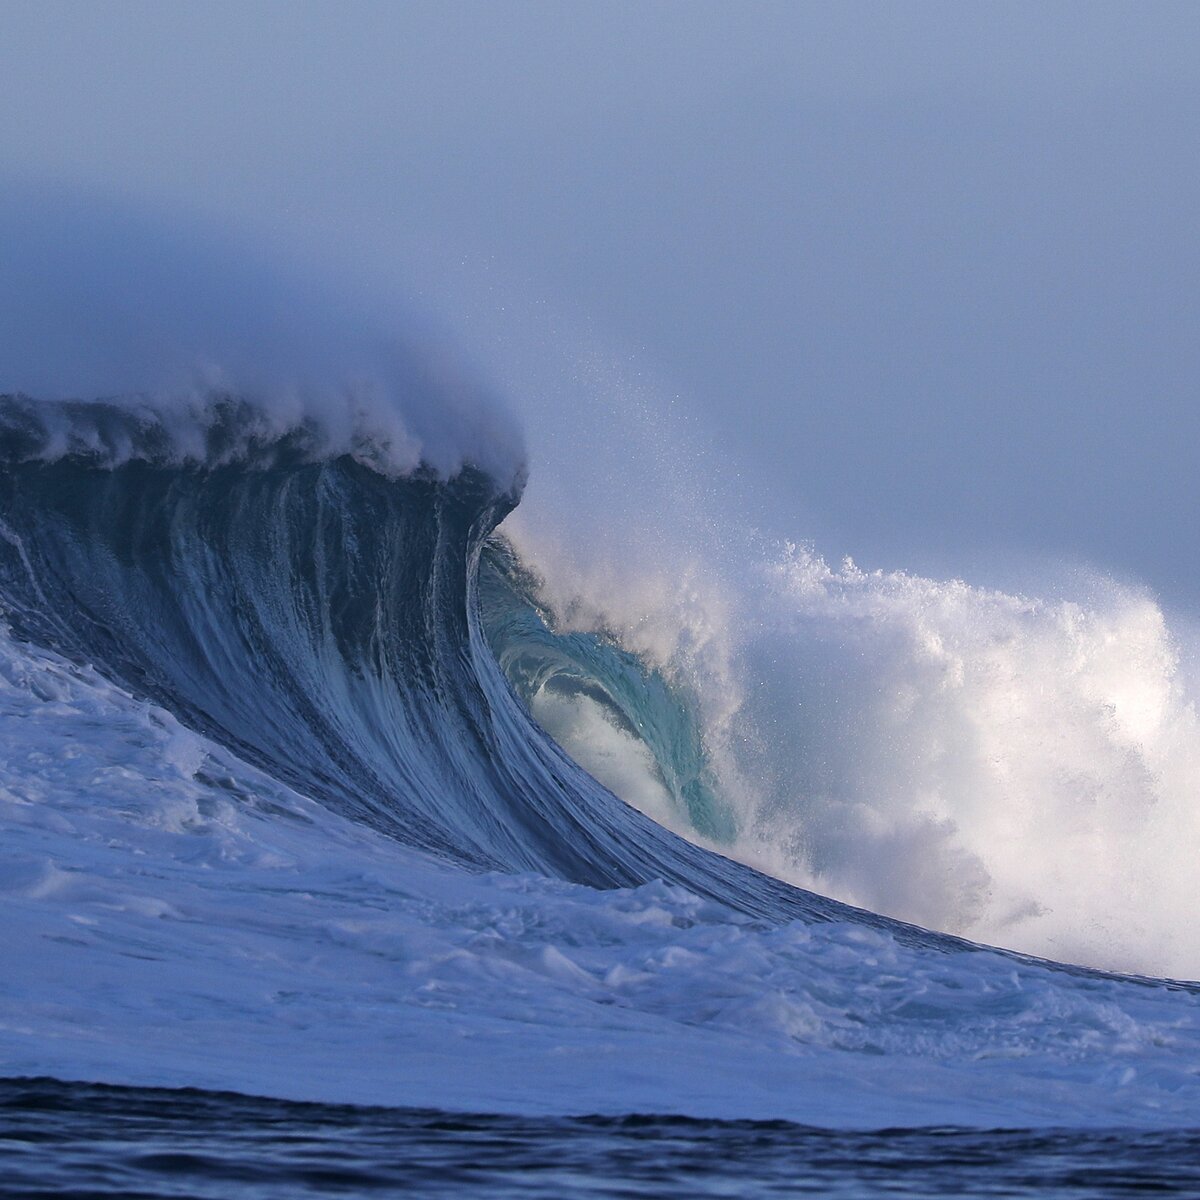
[1,391,1199,1193]
[6,1079,1200,1199]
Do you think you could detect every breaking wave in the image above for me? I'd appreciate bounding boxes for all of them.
[4,389,1200,980]
[4,386,1200,1128]
[5,196,1200,1130]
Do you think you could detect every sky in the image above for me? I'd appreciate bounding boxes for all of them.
[3,1,1199,605]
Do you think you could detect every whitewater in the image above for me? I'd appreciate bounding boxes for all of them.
[506,521,1200,981]
[1,379,1199,1150]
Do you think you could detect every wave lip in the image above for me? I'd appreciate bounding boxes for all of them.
[0,390,529,489]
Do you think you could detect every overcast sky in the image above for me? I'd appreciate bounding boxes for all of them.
[3,2,1199,603]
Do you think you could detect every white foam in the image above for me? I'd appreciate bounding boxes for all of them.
[743,545,1200,979]
[528,687,681,832]
[506,523,1200,981]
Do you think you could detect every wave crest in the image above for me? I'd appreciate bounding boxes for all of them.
[0,391,527,489]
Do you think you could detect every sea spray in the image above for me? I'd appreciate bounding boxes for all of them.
[496,523,1200,978]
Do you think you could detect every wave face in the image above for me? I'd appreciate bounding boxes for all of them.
[0,394,850,924]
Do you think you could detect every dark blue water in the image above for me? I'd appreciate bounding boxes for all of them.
[2,1078,1197,1199]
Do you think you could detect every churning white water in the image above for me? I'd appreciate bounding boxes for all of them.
[507,523,1200,980]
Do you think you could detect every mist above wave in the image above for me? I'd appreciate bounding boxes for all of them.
[0,186,525,487]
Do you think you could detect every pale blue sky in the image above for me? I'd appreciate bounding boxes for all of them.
[3,2,1199,602]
